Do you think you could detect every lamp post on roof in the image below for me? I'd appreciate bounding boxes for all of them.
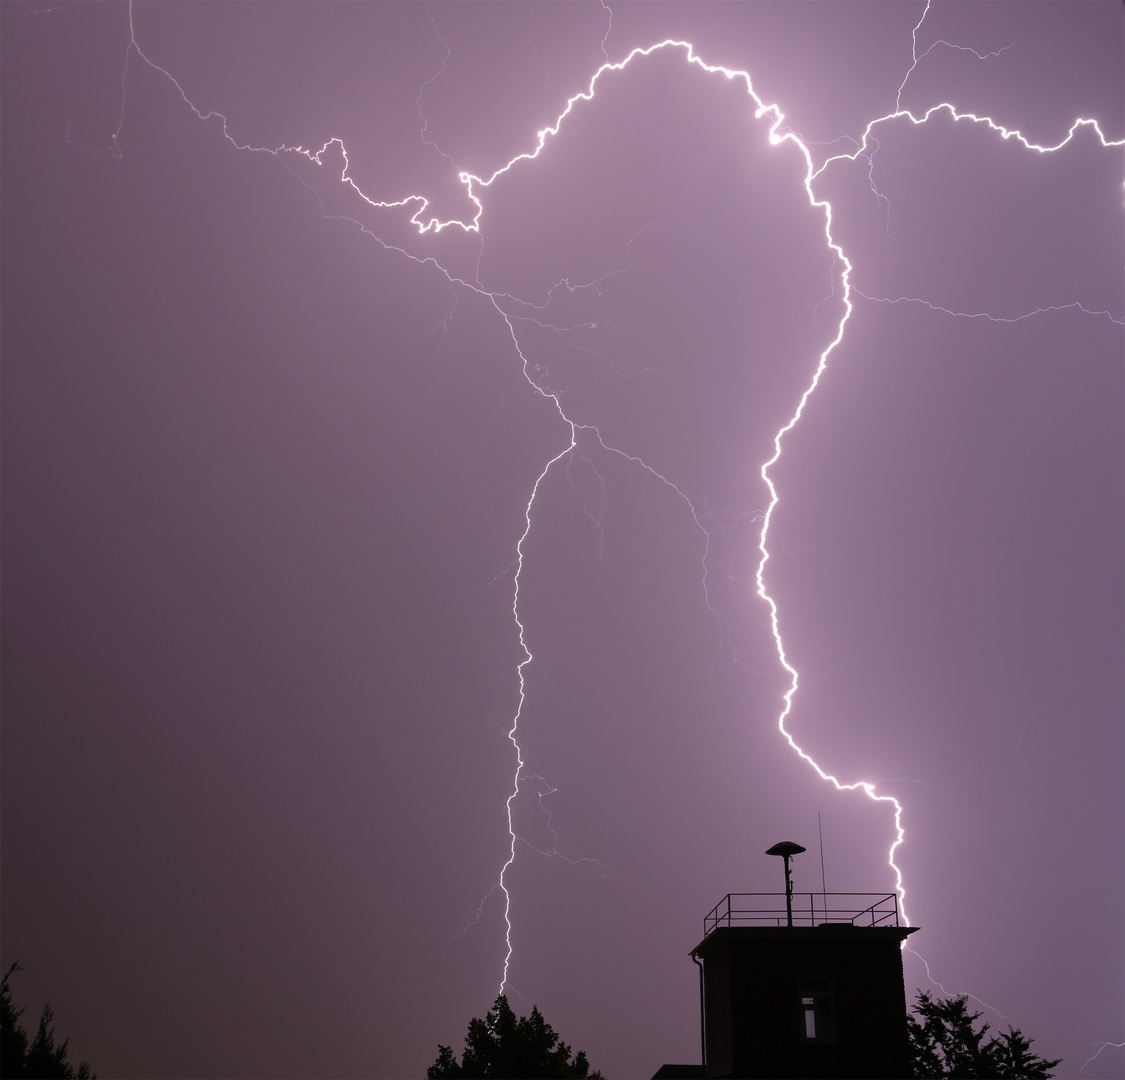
[765,840,806,927]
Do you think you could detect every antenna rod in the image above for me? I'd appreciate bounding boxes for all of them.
[818,811,827,921]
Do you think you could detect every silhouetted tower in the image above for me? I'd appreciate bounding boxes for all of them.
[690,843,918,1079]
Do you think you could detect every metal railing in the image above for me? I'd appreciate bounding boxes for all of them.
[703,892,901,935]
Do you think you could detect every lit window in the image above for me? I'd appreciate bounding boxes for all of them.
[799,978,835,1043]
[802,996,817,1038]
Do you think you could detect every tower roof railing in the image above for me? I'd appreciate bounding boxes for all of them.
[703,892,901,934]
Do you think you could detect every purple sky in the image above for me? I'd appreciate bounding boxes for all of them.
[3,3,1122,1078]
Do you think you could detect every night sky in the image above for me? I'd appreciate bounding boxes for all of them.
[2,3,1122,1078]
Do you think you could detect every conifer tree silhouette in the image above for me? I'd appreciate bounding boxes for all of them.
[908,990,1061,1079]
[427,994,603,1079]
[1,963,95,1080]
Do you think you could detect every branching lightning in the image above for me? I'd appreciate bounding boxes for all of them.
[1081,1042,1125,1074]
[854,290,1125,328]
[895,2,1017,115]
[98,0,1122,1012]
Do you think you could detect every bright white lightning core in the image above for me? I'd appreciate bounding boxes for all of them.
[111,0,1122,1002]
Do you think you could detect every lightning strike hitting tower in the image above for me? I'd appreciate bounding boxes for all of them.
[664,843,918,1080]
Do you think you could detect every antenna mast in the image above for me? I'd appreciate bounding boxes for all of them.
[765,841,806,926]
[818,811,827,922]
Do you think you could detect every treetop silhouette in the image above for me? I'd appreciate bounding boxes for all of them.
[908,990,1061,1079]
[427,994,603,1079]
[1,963,96,1080]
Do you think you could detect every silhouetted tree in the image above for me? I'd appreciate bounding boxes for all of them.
[427,994,603,1079]
[908,990,1060,1078]
[1,963,95,1080]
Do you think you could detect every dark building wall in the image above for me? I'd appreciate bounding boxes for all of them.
[702,942,732,1079]
[694,926,917,1079]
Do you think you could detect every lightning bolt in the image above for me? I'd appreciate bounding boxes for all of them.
[79,0,1122,1013]
[853,290,1125,328]
[1081,1042,1125,1074]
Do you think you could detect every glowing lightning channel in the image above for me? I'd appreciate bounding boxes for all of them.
[1080,1041,1125,1074]
[895,0,1017,114]
[107,0,1124,997]
[438,24,1123,963]
[746,172,915,919]
[500,391,576,993]
[490,303,751,992]
[853,290,1125,329]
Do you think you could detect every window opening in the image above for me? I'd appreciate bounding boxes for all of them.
[799,978,835,1043]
